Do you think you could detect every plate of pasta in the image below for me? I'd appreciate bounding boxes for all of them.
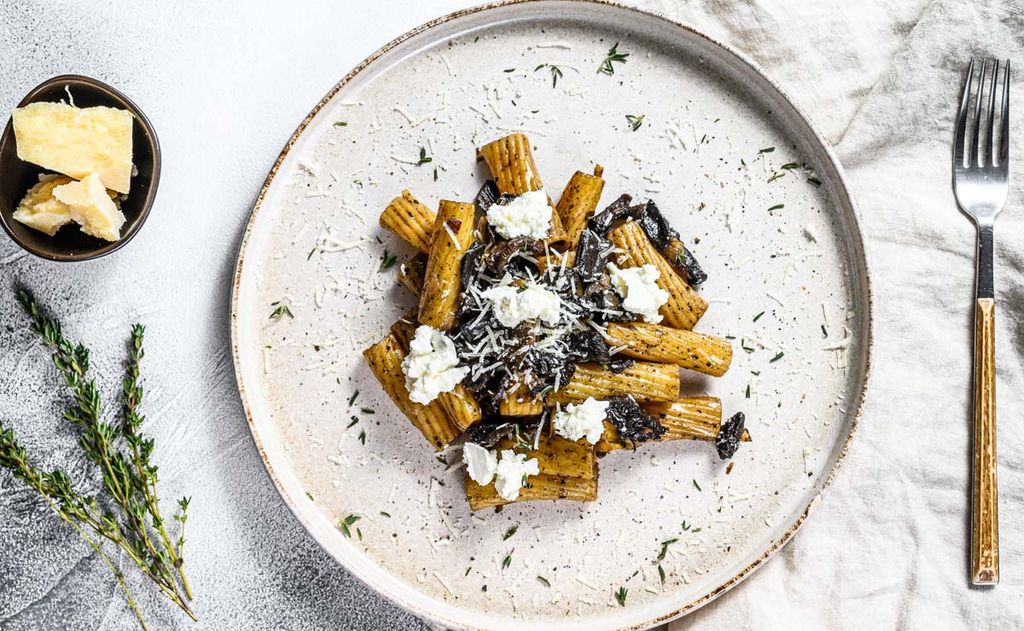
[231,1,871,629]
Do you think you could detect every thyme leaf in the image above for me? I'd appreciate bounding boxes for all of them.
[378,250,398,273]
[598,42,629,75]
[656,538,678,562]
[534,63,564,88]
[614,586,628,606]
[269,304,294,320]
[625,114,645,131]
[339,514,361,538]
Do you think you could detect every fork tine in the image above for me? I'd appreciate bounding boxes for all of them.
[970,59,988,167]
[999,60,1010,167]
[986,59,999,167]
[955,58,976,168]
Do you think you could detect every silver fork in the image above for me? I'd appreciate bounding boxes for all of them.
[953,57,1010,586]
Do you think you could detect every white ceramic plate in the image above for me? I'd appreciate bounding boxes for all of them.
[230,2,872,629]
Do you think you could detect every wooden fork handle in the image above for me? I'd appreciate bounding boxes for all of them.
[971,297,999,585]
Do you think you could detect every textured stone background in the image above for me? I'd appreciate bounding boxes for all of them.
[3,1,1021,630]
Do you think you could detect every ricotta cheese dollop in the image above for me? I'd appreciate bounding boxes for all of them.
[494,449,540,501]
[400,325,469,404]
[607,263,670,324]
[463,442,497,485]
[486,189,551,240]
[553,397,610,444]
[482,279,561,328]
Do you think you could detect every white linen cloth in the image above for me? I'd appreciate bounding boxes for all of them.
[0,1,1021,630]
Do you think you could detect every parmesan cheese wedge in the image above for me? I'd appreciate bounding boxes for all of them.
[12,174,75,236]
[13,102,133,193]
[52,174,125,242]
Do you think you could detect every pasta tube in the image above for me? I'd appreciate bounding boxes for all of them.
[498,386,544,416]
[606,322,732,376]
[555,166,605,248]
[608,221,708,329]
[363,334,460,450]
[379,190,435,254]
[418,200,476,330]
[478,132,567,244]
[389,315,416,348]
[548,361,680,404]
[466,464,598,511]
[438,384,482,431]
[495,434,596,480]
[596,397,751,453]
[478,132,545,195]
[389,316,479,430]
[535,250,574,273]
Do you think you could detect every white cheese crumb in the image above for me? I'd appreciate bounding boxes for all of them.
[463,443,497,486]
[607,263,669,323]
[553,397,609,445]
[482,278,561,328]
[400,325,468,404]
[486,190,551,239]
[494,449,539,501]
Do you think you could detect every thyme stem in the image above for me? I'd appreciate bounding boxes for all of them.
[1,288,197,626]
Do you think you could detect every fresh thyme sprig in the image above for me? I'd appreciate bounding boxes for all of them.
[534,63,564,88]
[598,42,629,75]
[0,288,195,629]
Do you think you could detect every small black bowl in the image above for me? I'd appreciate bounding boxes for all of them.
[0,75,160,261]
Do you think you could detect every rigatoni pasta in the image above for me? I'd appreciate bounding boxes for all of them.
[556,166,605,248]
[478,132,567,245]
[595,396,738,453]
[438,385,482,431]
[380,190,435,254]
[498,386,545,416]
[418,200,476,330]
[365,131,748,511]
[466,465,598,511]
[606,322,732,376]
[608,220,708,329]
[478,132,545,195]
[362,334,460,450]
[548,362,680,404]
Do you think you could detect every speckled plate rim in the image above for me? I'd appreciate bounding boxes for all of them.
[229,1,875,629]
